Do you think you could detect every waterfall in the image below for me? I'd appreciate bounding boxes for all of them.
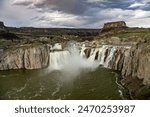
[48,43,131,73]
[48,44,99,75]
[103,46,116,68]
[49,51,69,71]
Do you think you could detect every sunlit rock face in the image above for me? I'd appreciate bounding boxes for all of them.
[121,44,150,85]
[0,45,49,70]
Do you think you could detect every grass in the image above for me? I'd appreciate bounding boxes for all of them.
[116,32,150,39]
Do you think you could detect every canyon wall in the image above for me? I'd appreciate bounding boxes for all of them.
[121,44,150,85]
[0,45,49,70]
[83,43,150,85]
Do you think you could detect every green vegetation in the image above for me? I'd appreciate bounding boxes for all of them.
[1,26,150,50]
[0,27,100,50]
[117,32,150,40]
[96,27,150,44]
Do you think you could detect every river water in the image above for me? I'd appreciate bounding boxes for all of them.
[0,67,125,100]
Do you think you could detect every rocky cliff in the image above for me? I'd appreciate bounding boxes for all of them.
[0,45,49,70]
[0,21,5,29]
[121,44,150,85]
[103,21,127,29]
[101,21,127,32]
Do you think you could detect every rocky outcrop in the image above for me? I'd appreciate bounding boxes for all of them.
[121,44,150,85]
[103,21,127,29]
[0,21,5,29]
[101,21,127,32]
[0,45,49,70]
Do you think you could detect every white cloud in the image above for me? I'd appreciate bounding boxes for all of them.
[31,11,82,28]
[92,8,150,28]
[86,0,105,3]
[133,10,150,18]
[0,0,40,27]
[129,2,145,8]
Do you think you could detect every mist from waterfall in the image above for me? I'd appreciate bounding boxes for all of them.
[48,43,99,79]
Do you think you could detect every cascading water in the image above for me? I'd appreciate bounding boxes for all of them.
[49,51,69,71]
[48,43,130,73]
[48,44,99,78]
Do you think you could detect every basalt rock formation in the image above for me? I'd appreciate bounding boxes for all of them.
[101,21,127,32]
[121,44,150,85]
[0,45,49,70]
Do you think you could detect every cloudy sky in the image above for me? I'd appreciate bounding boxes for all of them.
[0,0,150,28]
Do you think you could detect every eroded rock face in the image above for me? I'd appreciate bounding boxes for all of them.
[0,45,49,70]
[121,44,150,85]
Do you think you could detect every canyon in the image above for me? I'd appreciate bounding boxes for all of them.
[0,21,150,99]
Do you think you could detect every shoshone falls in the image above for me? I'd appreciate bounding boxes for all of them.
[0,42,131,100]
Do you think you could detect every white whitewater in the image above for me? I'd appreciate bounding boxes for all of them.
[48,44,99,78]
[49,51,69,71]
[103,46,116,68]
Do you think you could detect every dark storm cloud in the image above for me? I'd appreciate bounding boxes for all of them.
[13,0,88,15]
[13,0,150,15]
[38,0,88,15]
[14,0,150,15]
[13,1,33,6]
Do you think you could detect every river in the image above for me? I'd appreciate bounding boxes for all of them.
[0,67,127,100]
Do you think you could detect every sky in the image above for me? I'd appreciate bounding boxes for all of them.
[0,0,150,28]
